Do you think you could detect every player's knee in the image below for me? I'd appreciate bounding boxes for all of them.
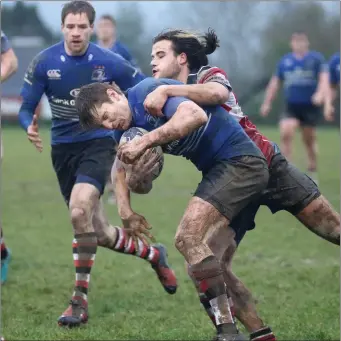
[174,230,196,254]
[70,207,87,227]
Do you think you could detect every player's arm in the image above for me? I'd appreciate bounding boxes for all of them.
[260,60,283,117]
[113,157,155,246]
[312,54,329,106]
[117,98,207,164]
[1,34,18,82]
[144,68,230,116]
[140,98,207,149]
[323,61,339,122]
[18,55,47,151]
[112,157,134,218]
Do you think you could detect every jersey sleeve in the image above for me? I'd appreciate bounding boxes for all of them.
[329,56,339,85]
[1,31,11,54]
[315,52,328,73]
[108,52,145,91]
[197,66,232,91]
[162,97,191,119]
[18,54,47,130]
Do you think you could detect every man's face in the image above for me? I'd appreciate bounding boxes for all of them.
[62,12,93,55]
[93,89,131,130]
[151,40,185,79]
[96,18,116,42]
[290,33,309,54]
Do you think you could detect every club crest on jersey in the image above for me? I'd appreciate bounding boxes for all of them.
[92,66,106,81]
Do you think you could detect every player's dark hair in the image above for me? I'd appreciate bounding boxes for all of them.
[153,28,220,72]
[99,14,116,26]
[291,30,308,38]
[61,0,96,25]
[75,82,123,129]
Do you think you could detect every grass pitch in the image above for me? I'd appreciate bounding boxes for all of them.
[2,126,340,340]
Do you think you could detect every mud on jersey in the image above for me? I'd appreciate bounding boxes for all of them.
[188,65,276,165]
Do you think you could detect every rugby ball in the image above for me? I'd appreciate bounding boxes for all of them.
[119,127,164,181]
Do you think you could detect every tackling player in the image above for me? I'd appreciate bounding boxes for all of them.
[323,52,340,122]
[141,28,339,340]
[1,30,19,284]
[260,31,328,184]
[18,0,177,328]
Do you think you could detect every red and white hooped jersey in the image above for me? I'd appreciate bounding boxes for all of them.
[189,65,275,165]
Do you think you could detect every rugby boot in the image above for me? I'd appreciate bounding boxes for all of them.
[58,298,88,328]
[151,243,177,294]
[1,249,11,284]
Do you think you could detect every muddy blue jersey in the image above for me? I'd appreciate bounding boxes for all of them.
[19,41,145,145]
[276,51,327,104]
[115,78,263,173]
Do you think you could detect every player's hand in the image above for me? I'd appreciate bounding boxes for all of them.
[121,212,155,250]
[311,91,324,106]
[127,149,162,190]
[117,139,147,164]
[260,103,271,117]
[324,103,335,122]
[27,114,43,152]
[143,86,168,117]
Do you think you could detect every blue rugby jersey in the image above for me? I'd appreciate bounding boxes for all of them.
[19,41,145,145]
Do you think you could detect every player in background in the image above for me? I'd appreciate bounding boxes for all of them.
[18,0,177,328]
[260,31,328,184]
[140,28,339,340]
[95,14,138,68]
[95,13,140,203]
[1,31,18,284]
[323,52,340,122]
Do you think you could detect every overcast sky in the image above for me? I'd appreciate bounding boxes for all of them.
[2,1,338,35]
[2,1,169,34]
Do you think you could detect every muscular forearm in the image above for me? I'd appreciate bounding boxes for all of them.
[324,85,337,107]
[140,102,208,149]
[315,71,329,97]
[163,83,229,106]
[114,165,134,219]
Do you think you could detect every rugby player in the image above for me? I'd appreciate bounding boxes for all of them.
[75,75,271,340]
[17,0,177,328]
[140,28,339,340]
[1,30,19,284]
[323,52,340,122]
[260,31,328,184]
[95,13,140,203]
[95,14,138,67]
